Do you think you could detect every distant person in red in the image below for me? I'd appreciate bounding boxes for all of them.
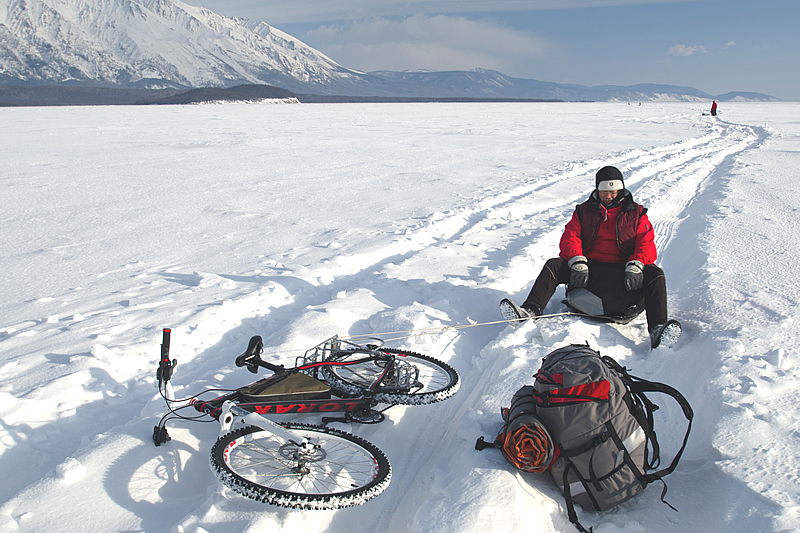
[711,100,718,116]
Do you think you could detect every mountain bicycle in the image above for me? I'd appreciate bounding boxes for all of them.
[151,328,460,510]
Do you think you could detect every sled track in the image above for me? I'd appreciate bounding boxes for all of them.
[425,120,765,277]
[623,123,762,254]
[294,121,761,290]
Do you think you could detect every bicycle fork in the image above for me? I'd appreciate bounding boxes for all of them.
[219,401,302,440]
[219,402,321,474]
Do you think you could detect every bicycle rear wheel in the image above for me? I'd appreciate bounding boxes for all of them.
[321,348,460,405]
[210,423,391,509]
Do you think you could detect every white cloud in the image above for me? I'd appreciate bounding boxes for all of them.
[666,44,707,57]
[725,41,737,49]
[190,0,700,25]
[307,15,554,73]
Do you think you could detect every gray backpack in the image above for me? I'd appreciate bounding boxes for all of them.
[478,344,693,532]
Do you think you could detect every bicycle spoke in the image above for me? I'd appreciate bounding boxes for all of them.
[321,349,459,405]
[213,424,389,504]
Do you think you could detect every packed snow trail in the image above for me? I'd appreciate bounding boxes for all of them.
[3,102,799,533]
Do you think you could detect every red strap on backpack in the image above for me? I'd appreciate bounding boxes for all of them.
[533,380,611,406]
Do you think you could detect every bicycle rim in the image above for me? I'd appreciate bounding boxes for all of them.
[321,349,460,405]
[210,423,391,510]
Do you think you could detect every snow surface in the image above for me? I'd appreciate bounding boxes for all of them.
[1,101,799,532]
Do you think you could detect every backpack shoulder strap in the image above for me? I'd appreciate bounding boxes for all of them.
[560,456,594,533]
[628,377,693,480]
[602,356,694,480]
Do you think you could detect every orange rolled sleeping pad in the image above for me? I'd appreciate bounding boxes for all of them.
[498,421,554,473]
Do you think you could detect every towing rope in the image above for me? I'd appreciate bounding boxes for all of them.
[248,311,584,359]
[337,311,581,344]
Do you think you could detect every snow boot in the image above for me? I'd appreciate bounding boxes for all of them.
[500,299,539,326]
[650,319,682,349]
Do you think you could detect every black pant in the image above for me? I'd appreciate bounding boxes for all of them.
[521,257,668,330]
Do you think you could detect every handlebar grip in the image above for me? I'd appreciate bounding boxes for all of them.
[161,328,171,362]
[157,328,176,384]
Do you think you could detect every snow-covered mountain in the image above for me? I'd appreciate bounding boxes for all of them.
[368,70,777,102]
[0,0,367,92]
[0,0,778,101]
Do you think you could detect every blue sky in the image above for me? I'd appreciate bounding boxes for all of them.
[185,0,798,100]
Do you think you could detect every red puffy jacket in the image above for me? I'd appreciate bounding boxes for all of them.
[559,191,657,265]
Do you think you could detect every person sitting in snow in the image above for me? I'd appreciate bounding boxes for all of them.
[500,165,680,348]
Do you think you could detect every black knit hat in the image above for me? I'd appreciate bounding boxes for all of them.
[595,166,625,191]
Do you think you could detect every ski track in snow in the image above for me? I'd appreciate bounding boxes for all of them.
[2,104,800,533]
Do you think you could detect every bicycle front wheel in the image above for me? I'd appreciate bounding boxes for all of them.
[321,348,460,405]
[210,423,391,510]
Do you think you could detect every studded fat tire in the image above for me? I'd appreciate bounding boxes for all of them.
[321,348,460,405]
[210,423,391,510]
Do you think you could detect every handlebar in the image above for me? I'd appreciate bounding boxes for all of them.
[156,328,176,384]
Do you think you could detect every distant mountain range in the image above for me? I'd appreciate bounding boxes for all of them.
[0,0,778,105]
